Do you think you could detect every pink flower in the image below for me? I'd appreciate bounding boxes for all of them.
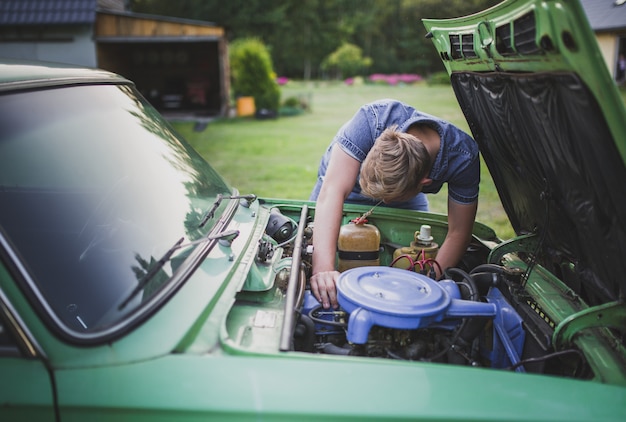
[368,73,423,85]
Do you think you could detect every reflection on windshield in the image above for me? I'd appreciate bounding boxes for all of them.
[0,84,232,334]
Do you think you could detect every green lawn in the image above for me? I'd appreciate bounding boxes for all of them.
[172,81,624,240]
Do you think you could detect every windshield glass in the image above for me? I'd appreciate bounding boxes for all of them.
[0,83,232,335]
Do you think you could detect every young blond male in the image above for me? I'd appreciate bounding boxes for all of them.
[309,99,480,309]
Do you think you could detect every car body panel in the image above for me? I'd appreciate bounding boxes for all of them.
[1,1,626,420]
[0,358,55,421]
[424,0,626,309]
[423,0,626,156]
[422,0,626,390]
[52,354,626,421]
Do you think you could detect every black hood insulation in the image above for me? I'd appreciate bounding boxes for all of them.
[451,71,626,305]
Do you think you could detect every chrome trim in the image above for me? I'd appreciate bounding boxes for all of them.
[279,205,308,351]
[0,283,46,359]
[0,78,133,93]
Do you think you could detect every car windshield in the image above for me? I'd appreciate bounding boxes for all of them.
[0,83,232,335]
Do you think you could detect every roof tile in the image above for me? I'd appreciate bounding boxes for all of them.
[580,0,626,32]
[0,0,97,25]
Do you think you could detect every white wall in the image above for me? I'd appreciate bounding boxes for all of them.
[0,25,97,67]
[595,32,618,78]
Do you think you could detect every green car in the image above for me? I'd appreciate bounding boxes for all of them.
[1,0,625,420]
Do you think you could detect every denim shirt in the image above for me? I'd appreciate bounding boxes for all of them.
[310,99,480,210]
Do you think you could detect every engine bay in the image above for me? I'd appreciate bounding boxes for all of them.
[254,204,593,380]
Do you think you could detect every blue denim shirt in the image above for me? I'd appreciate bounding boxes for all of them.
[309,99,480,210]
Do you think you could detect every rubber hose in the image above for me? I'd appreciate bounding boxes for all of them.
[468,271,501,296]
[296,314,316,352]
[321,343,352,355]
[469,263,506,275]
[444,267,479,302]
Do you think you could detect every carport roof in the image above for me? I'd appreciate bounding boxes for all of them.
[0,0,97,25]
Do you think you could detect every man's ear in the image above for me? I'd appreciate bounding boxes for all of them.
[421,178,433,186]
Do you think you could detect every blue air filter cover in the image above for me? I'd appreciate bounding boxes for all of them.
[337,266,496,344]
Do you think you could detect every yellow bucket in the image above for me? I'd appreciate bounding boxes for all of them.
[236,96,255,117]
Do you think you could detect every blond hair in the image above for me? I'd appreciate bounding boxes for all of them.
[360,125,431,202]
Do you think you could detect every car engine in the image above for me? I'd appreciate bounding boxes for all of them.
[264,206,590,379]
[299,266,533,369]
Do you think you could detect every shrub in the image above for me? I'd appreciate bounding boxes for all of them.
[322,43,372,79]
[282,96,301,108]
[279,94,311,117]
[427,71,451,85]
[229,38,281,113]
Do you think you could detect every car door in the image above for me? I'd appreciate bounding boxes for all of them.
[0,299,56,421]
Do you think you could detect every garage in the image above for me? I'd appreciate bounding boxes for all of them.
[96,10,229,117]
[0,1,229,117]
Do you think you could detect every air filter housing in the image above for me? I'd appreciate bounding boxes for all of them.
[337,266,497,344]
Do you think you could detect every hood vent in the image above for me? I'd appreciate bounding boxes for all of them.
[453,11,539,59]
[514,12,539,54]
[496,12,539,56]
[450,33,477,59]
[496,22,515,55]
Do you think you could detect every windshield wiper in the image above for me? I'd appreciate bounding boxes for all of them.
[198,193,257,228]
[118,237,184,310]
[117,228,241,310]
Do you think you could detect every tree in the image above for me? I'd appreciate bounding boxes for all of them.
[129,0,502,79]
[322,43,372,79]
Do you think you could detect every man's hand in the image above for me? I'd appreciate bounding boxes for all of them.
[310,270,340,309]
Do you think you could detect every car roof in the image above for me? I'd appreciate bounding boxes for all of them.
[0,59,131,92]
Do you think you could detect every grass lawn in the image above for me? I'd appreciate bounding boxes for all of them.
[171,82,626,240]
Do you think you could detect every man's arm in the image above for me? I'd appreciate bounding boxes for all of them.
[310,145,361,309]
[434,198,478,278]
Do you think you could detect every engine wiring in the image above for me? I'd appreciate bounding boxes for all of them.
[308,305,348,327]
[506,349,584,371]
[389,250,442,278]
[522,180,552,286]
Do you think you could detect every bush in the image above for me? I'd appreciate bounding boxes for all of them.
[279,94,311,117]
[322,43,372,79]
[427,71,451,86]
[230,38,281,113]
[282,96,300,108]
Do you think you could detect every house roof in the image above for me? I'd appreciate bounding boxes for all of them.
[580,0,626,32]
[0,0,219,29]
[0,0,97,26]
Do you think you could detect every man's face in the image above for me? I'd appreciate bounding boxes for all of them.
[382,178,431,204]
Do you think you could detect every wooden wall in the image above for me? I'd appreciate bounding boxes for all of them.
[95,13,224,38]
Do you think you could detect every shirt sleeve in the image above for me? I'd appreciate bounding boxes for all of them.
[333,106,377,163]
[448,151,480,204]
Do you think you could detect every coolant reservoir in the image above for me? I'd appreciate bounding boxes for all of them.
[337,221,380,272]
[392,225,439,271]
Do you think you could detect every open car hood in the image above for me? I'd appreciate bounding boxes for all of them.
[424,0,626,305]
